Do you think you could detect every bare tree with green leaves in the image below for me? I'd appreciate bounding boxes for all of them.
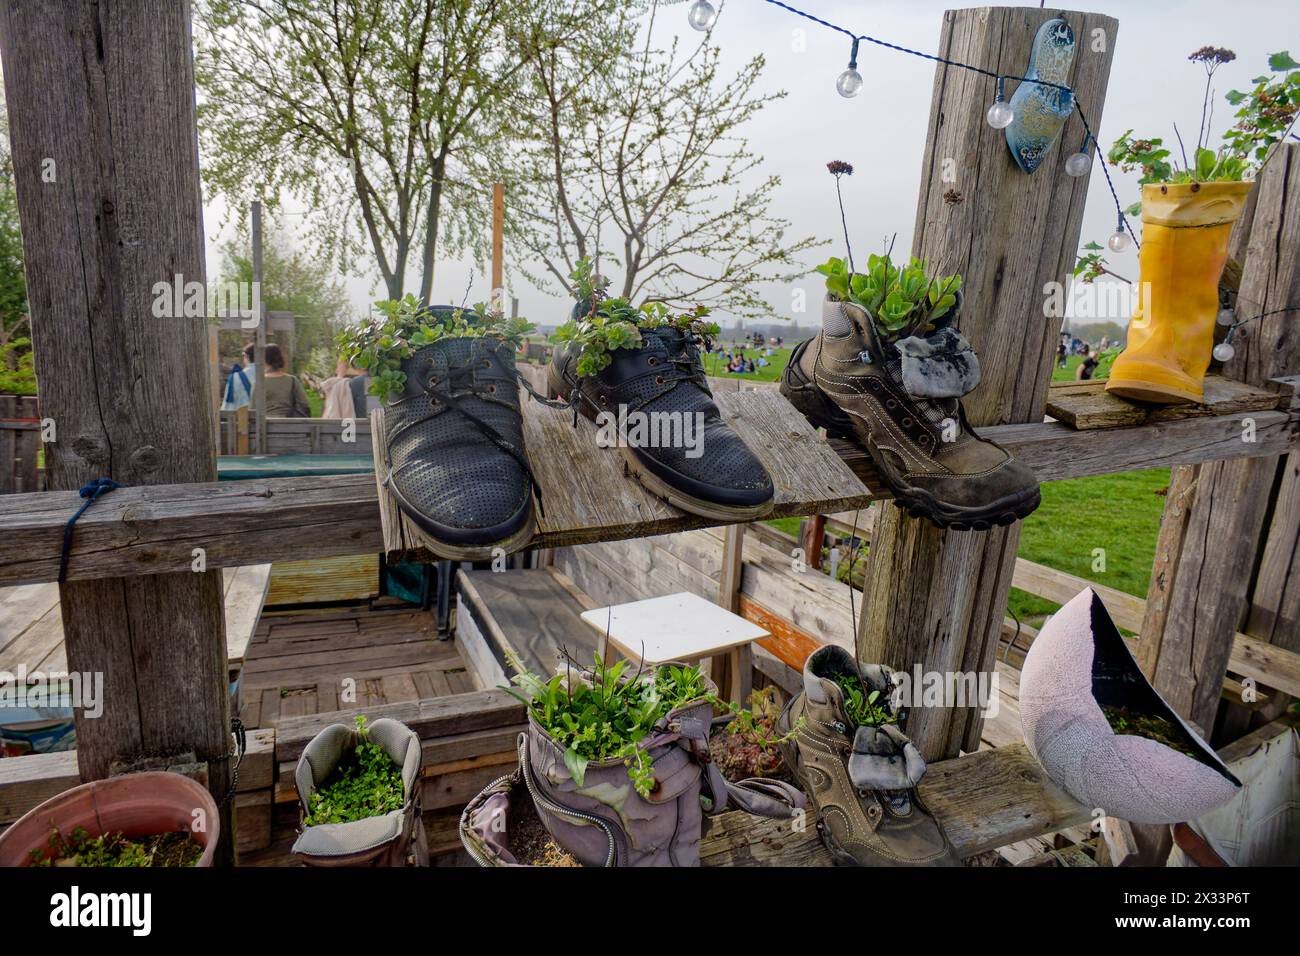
[507,0,820,319]
[195,0,600,302]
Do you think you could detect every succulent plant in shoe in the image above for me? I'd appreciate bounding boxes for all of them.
[775,645,960,867]
[547,259,775,521]
[338,299,540,559]
[779,165,1038,529]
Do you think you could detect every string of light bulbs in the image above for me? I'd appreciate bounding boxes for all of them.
[685,0,1139,252]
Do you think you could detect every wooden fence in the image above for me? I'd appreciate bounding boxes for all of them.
[0,394,41,493]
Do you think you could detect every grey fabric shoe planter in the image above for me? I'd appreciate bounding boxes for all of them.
[1020,588,1241,825]
[292,717,428,866]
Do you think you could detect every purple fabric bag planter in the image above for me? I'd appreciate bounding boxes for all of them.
[460,668,805,867]
[1020,588,1241,824]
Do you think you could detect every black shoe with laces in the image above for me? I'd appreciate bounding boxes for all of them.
[547,321,775,520]
[383,328,536,559]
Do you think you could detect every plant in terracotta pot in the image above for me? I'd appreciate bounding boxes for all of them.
[1098,47,1299,405]
[0,771,219,868]
[460,655,804,867]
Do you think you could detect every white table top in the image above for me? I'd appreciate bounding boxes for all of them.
[580,591,769,664]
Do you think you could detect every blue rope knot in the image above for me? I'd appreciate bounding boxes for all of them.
[58,478,123,585]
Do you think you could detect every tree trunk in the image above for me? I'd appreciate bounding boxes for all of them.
[0,0,233,862]
[856,7,1118,761]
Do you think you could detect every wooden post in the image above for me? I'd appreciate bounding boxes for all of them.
[802,515,826,572]
[856,8,1118,760]
[252,201,267,455]
[491,182,505,311]
[0,0,233,861]
[1138,143,1300,736]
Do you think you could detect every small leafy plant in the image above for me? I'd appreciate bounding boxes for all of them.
[336,295,534,401]
[816,253,962,336]
[28,826,201,868]
[830,669,898,729]
[551,258,720,377]
[1102,704,1201,760]
[507,655,797,797]
[711,687,797,781]
[507,656,707,797]
[303,715,406,826]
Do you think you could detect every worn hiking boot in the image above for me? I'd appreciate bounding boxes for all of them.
[780,295,1039,529]
[383,320,536,560]
[547,320,774,520]
[776,645,960,867]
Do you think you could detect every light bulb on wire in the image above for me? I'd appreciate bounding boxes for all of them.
[1212,340,1236,362]
[687,0,717,31]
[1107,216,1132,253]
[837,38,863,98]
[1065,135,1092,177]
[986,77,1014,129]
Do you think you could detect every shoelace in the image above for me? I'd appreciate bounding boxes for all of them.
[389,360,549,517]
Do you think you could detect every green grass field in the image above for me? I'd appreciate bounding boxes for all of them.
[703,346,793,383]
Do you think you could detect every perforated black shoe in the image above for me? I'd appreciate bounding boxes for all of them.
[547,324,774,520]
[383,329,536,559]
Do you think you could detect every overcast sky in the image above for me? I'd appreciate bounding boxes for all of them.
[203,0,1300,333]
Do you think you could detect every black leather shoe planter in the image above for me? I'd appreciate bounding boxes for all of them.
[547,324,775,521]
[383,329,536,559]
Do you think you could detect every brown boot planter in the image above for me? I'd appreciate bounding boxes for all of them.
[0,771,218,867]
[1019,588,1241,824]
[292,717,428,867]
[460,666,804,867]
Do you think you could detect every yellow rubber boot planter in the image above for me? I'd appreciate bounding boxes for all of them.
[1106,181,1252,405]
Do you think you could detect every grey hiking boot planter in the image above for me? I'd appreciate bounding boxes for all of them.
[383,322,538,560]
[1020,588,1241,825]
[460,667,804,867]
[776,645,960,866]
[781,294,1040,530]
[548,323,775,521]
[292,717,428,867]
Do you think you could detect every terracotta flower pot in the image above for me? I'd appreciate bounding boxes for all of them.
[0,771,218,867]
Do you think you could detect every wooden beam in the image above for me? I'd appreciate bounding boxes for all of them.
[491,182,505,308]
[1138,144,1300,736]
[699,742,1091,864]
[857,6,1119,761]
[3,404,1294,588]
[0,0,232,861]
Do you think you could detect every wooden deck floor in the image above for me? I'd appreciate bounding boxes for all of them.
[236,604,472,730]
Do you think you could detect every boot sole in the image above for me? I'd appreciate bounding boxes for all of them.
[786,401,1041,531]
[385,475,537,561]
[615,445,776,522]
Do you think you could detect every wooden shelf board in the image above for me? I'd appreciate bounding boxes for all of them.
[371,387,873,563]
[1046,374,1282,430]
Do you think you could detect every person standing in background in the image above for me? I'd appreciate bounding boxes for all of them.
[261,343,311,417]
[221,342,257,410]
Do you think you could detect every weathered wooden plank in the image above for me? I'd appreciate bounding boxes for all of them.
[859,7,1114,761]
[699,742,1091,864]
[373,386,873,562]
[0,750,79,824]
[1046,374,1282,430]
[272,689,525,763]
[264,553,378,606]
[2,402,1295,587]
[0,0,232,861]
